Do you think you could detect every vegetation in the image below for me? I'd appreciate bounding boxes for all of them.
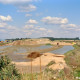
[46,61,55,67]
[5,38,31,42]
[65,43,80,80]
[41,37,79,41]
[0,55,21,80]
[46,43,52,45]
[0,43,9,46]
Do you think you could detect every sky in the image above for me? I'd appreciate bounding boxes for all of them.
[0,0,80,39]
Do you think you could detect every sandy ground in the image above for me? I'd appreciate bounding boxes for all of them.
[7,38,75,46]
[12,53,67,73]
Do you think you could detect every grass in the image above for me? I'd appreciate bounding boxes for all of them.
[64,43,80,79]
[46,43,52,45]
[0,42,9,46]
[22,73,39,80]
[46,61,55,67]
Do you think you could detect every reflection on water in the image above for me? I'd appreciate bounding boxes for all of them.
[49,45,74,54]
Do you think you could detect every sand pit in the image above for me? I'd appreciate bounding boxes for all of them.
[12,53,67,73]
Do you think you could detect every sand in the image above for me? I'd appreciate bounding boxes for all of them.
[12,53,67,73]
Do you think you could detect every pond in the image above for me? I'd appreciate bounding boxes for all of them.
[14,47,27,55]
[0,45,12,50]
[49,45,74,54]
[0,45,53,62]
[36,45,52,49]
[0,45,74,62]
[13,45,53,54]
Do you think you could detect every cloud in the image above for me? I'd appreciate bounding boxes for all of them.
[61,24,78,30]
[26,19,38,24]
[0,0,38,13]
[24,25,34,29]
[39,28,47,31]
[61,24,77,28]
[18,4,36,12]
[0,15,12,21]
[0,0,38,4]
[0,22,7,28]
[25,14,32,17]
[0,29,6,33]
[41,16,68,25]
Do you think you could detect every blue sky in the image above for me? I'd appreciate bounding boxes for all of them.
[0,0,80,39]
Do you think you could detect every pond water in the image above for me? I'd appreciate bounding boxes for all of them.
[14,47,27,54]
[49,45,74,54]
[14,45,52,54]
[0,45,74,62]
[36,45,52,49]
[0,45,12,50]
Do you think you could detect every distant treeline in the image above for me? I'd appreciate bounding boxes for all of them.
[5,38,31,42]
[40,37,80,41]
[5,37,80,42]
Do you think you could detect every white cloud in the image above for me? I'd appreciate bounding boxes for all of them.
[0,15,12,21]
[61,24,77,28]
[24,25,34,29]
[25,14,32,17]
[18,4,36,12]
[0,0,38,4]
[0,22,54,38]
[0,22,7,28]
[42,16,68,25]
[0,0,38,13]
[61,24,79,30]
[0,29,6,33]
[22,24,53,37]
[26,19,38,24]
[39,28,47,31]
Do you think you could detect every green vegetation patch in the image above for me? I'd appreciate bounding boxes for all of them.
[64,43,80,80]
[46,61,55,67]
[0,55,21,80]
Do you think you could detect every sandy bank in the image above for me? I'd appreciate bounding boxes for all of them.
[12,53,67,73]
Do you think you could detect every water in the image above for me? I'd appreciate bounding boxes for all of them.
[49,45,74,54]
[0,51,5,53]
[29,45,52,51]
[14,47,27,54]
[0,45,74,62]
[0,45,12,50]
[36,45,52,49]
[0,45,12,53]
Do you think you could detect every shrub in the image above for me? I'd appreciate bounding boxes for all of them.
[0,55,21,80]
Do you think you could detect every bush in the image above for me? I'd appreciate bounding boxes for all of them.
[0,55,21,80]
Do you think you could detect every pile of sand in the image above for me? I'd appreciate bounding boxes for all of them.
[13,53,67,72]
